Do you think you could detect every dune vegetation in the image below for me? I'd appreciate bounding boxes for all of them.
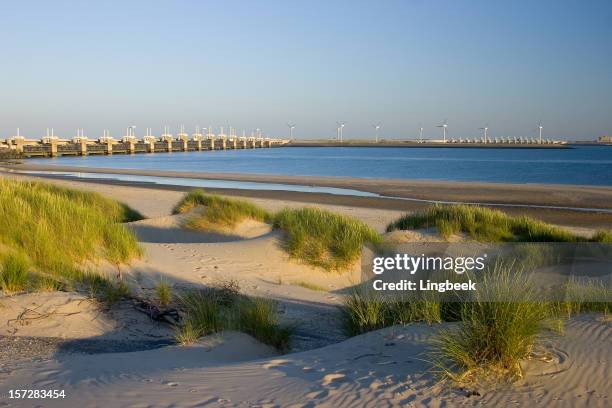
[0,178,143,297]
[175,281,291,351]
[273,207,383,271]
[339,204,612,382]
[173,189,270,231]
[386,204,611,242]
[344,260,610,382]
[174,190,382,271]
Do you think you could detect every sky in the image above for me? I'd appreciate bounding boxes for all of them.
[1,0,611,141]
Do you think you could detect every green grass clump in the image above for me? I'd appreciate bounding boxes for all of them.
[556,278,611,317]
[0,253,30,293]
[174,191,381,272]
[431,263,552,383]
[173,189,270,231]
[81,272,130,307]
[233,297,292,352]
[32,273,64,292]
[591,230,612,243]
[341,289,450,336]
[0,179,143,283]
[387,204,609,243]
[175,290,222,345]
[155,280,173,306]
[173,283,291,350]
[273,207,382,271]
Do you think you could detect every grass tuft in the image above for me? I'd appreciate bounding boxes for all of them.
[175,290,222,345]
[341,289,448,336]
[430,262,551,383]
[155,280,173,306]
[273,207,382,271]
[173,189,270,231]
[0,179,142,285]
[233,297,292,352]
[0,253,30,293]
[387,204,609,242]
[173,282,291,350]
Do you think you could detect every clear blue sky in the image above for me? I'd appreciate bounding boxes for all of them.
[1,0,611,140]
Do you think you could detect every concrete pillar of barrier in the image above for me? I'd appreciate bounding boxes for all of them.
[105,141,113,155]
[79,141,88,155]
[49,140,58,157]
[13,140,25,153]
[178,137,188,151]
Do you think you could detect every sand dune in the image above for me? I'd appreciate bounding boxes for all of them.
[0,174,609,407]
[0,316,608,407]
[0,292,173,341]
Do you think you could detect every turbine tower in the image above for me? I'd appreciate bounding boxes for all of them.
[479,125,489,143]
[372,123,382,143]
[287,123,296,139]
[419,126,424,142]
[436,120,448,143]
[336,121,346,142]
[537,122,543,144]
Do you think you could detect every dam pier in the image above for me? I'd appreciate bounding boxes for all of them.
[2,127,289,158]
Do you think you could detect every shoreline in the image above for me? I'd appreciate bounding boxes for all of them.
[286,140,571,148]
[3,163,612,229]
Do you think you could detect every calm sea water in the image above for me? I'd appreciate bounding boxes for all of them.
[31,146,612,186]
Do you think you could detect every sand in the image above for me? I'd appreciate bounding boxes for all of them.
[0,316,608,407]
[3,163,612,230]
[0,173,610,407]
[0,292,173,341]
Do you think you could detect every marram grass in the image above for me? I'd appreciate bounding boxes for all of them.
[430,262,551,383]
[155,280,173,307]
[174,284,291,350]
[173,189,270,231]
[387,204,610,242]
[0,179,143,285]
[273,207,382,271]
[174,190,382,271]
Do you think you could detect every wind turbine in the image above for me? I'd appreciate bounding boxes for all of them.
[436,120,448,143]
[418,126,424,142]
[478,124,489,143]
[336,121,346,142]
[287,123,296,139]
[537,122,543,144]
[372,123,382,143]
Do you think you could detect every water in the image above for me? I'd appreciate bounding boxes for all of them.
[31,146,612,186]
[17,170,611,213]
[17,171,378,197]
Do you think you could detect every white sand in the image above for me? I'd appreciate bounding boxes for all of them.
[0,175,609,407]
[0,316,609,407]
[0,292,173,341]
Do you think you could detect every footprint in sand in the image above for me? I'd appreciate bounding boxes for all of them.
[321,373,347,386]
[262,359,290,369]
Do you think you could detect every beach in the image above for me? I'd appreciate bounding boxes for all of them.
[0,169,610,407]
[3,163,612,228]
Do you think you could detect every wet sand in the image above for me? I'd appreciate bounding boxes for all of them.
[3,163,612,229]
